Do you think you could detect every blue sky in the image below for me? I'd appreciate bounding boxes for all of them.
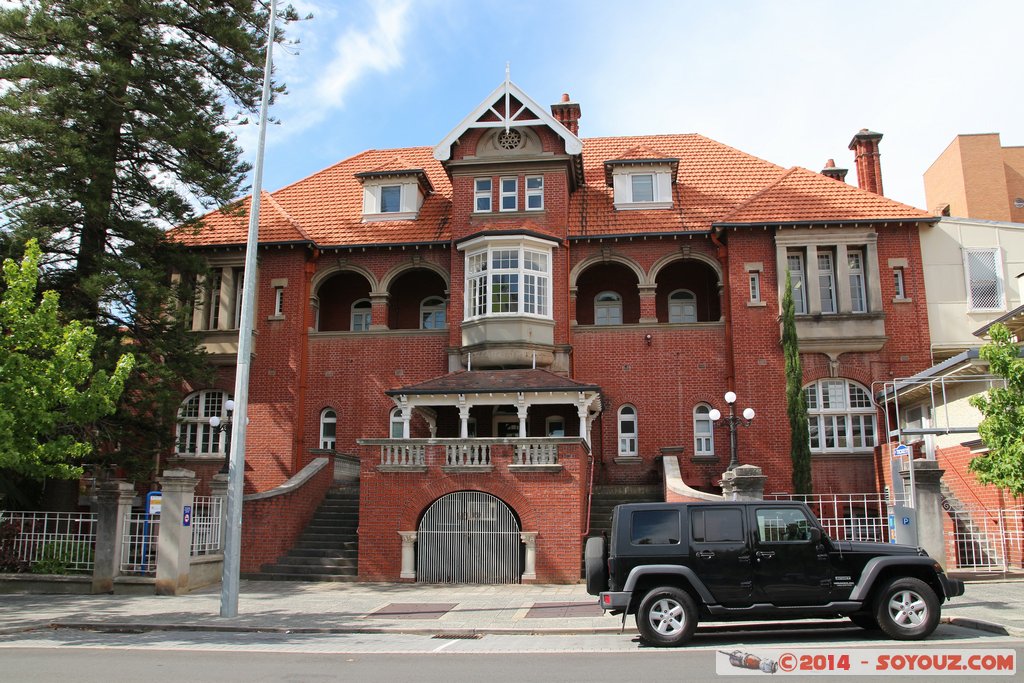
[242,0,1024,211]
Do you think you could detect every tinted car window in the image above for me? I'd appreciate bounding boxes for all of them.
[757,508,813,542]
[631,510,681,545]
[691,508,744,542]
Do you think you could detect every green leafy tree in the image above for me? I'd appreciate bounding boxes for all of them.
[782,270,812,493]
[968,323,1024,495]
[0,1,300,479]
[0,240,134,480]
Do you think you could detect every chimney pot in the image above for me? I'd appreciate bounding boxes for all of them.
[561,93,570,103]
[821,158,849,183]
[848,128,884,195]
[550,93,581,137]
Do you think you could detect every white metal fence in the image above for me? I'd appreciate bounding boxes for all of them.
[765,492,908,543]
[943,501,1024,571]
[0,511,97,572]
[120,511,159,575]
[190,496,224,556]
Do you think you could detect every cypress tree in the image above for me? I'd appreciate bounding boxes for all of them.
[783,270,813,493]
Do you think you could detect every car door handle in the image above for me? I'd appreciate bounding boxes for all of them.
[755,550,775,560]
[696,550,715,559]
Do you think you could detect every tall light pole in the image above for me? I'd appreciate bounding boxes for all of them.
[709,391,755,471]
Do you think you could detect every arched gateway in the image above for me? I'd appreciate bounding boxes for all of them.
[416,491,522,584]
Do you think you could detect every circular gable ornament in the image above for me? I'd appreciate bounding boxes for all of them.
[496,128,523,150]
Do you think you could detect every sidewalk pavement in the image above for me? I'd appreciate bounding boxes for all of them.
[1,577,1022,638]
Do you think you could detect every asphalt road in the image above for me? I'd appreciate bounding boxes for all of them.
[0,623,1020,682]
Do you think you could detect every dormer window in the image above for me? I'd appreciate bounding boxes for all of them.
[356,167,433,221]
[605,157,678,210]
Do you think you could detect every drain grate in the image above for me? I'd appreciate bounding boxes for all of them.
[432,632,482,640]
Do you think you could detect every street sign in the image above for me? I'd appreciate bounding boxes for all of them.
[146,491,162,515]
[893,443,911,458]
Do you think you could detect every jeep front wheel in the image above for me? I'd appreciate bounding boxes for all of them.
[874,577,940,640]
[636,586,698,647]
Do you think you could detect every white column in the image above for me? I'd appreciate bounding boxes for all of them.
[517,392,527,438]
[219,267,236,329]
[399,396,411,439]
[399,531,417,579]
[866,239,883,311]
[458,395,470,439]
[521,532,538,580]
[835,243,852,313]
[577,402,589,446]
[806,247,822,314]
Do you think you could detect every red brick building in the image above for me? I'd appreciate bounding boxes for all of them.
[171,82,936,583]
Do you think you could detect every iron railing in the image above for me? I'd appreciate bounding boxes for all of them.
[0,511,97,573]
[765,492,908,543]
[120,511,159,575]
[190,496,224,556]
[943,501,1024,571]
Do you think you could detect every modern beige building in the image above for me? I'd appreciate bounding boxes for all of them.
[920,216,1024,361]
[924,133,1024,222]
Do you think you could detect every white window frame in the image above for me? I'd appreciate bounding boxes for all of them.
[545,416,565,437]
[594,291,623,326]
[848,248,867,313]
[631,173,655,203]
[617,405,638,457]
[361,180,420,220]
[525,175,544,210]
[379,184,402,213]
[693,404,714,456]
[474,178,492,213]
[803,379,876,454]
[610,165,673,210]
[176,390,233,456]
[460,237,554,321]
[787,251,807,315]
[893,268,906,300]
[668,289,697,323]
[748,271,761,304]
[420,296,446,329]
[320,408,337,449]
[963,248,1005,311]
[351,298,371,331]
[817,248,837,315]
[273,287,284,317]
[499,176,518,212]
[389,407,404,439]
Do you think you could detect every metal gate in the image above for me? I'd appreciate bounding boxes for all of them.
[416,491,522,584]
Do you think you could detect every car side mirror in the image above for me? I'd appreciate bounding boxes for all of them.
[809,527,821,543]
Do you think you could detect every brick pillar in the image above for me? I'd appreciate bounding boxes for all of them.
[155,469,197,595]
[369,291,390,331]
[638,285,657,324]
[91,481,136,594]
[900,460,947,569]
[720,464,766,501]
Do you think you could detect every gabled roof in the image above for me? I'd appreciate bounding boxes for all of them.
[715,166,931,227]
[603,145,680,186]
[432,79,583,161]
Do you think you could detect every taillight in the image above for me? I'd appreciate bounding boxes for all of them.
[602,594,612,605]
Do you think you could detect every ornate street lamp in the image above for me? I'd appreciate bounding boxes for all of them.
[708,391,755,471]
[208,399,235,475]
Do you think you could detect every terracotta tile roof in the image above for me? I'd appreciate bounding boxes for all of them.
[171,146,452,248]
[171,133,932,249]
[385,369,601,395]
[716,166,932,226]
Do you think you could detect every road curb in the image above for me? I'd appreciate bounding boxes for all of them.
[943,616,1018,636]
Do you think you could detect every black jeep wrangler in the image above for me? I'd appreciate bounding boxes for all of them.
[585,501,965,647]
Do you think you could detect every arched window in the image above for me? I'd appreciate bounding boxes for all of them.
[668,289,697,323]
[595,291,623,326]
[804,379,876,453]
[351,299,371,331]
[389,407,404,439]
[176,390,233,456]
[320,409,337,449]
[420,296,446,329]
[618,404,637,456]
[693,404,714,456]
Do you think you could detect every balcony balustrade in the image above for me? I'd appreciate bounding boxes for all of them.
[361,437,586,473]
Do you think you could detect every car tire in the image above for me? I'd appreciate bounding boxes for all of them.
[636,586,698,647]
[584,536,608,596]
[848,612,879,630]
[873,576,940,640]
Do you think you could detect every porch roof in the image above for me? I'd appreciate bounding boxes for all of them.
[385,369,601,396]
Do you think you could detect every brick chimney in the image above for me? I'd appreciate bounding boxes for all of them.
[820,158,848,183]
[550,93,581,136]
[848,128,884,195]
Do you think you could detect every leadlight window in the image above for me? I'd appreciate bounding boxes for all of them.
[176,390,233,456]
[463,244,551,319]
[804,379,876,453]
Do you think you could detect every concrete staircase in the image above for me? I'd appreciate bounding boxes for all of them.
[586,484,664,540]
[248,485,360,582]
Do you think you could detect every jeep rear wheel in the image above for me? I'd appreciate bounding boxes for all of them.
[636,586,698,647]
[584,536,608,596]
[874,577,940,640]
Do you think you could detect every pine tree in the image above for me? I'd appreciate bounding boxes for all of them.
[0,1,300,480]
[782,270,813,493]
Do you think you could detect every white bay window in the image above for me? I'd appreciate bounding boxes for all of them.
[461,237,554,321]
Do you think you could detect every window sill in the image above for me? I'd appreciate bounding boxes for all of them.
[691,455,719,463]
[613,201,673,211]
[266,314,286,321]
[613,456,642,465]
[746,301,767,308]
[362,211,418,222]
[891,297,913,304]
[810,451,875,459]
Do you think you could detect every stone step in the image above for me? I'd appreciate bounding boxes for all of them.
[270,556,357,568]
[259,562,358,576]
[287,547,358,559]
[242,572,360,583]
